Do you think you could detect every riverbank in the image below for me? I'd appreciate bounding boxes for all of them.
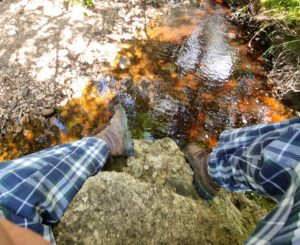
[224,0,300,111]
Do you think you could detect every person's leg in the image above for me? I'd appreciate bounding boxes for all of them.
[186,117,300,244]
[210,118,300,245]
[0,137,109,243]
[0,104,133,244]
[208,117,300,198]
[187,118,300,198]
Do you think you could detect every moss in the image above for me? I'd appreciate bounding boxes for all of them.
[129,111,152,139]
[129,111,168,140]
[245,192,275,211]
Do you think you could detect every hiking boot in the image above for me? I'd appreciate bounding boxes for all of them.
[185,143,220,200]
[96,104,134,157]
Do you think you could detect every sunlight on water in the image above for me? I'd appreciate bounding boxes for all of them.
[0,0,294,161]
[110,2,292,147]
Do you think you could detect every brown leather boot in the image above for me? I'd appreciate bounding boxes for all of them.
[185,143,220,200]
[95,104,134,157]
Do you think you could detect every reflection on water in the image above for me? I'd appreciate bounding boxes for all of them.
[0,0,294,161]
[110,1,293,147]
[176,25,202,74]
[0,83,114,161]
[199,12,237,81]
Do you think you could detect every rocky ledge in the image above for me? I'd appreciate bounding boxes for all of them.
[54,138,266,244]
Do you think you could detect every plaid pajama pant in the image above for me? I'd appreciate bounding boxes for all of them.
[208,117,300,244]
[0,118,300,244]
[0,137,109,244]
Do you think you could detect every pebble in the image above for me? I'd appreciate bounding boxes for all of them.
[22,87,30,96]
[227,32,236,40]
[15,126,23,133]
[10,101,17,110]
[36,93,46,100]
[41,108,54,116]
[119,56,131,69]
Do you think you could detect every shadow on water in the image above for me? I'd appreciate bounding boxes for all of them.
[0,0,294,161]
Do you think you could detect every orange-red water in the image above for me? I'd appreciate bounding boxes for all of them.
[0,0,294,161]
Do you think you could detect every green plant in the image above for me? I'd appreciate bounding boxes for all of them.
[265,38,300,96]
[262,0,299,10]
[64,0,94,8]
[265,39,300,56]
[260,0,300,21]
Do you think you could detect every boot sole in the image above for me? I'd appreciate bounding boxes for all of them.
[115,104,134,157]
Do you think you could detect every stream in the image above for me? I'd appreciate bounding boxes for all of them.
[0,0,293,161]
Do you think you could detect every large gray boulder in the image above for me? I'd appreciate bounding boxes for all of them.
[54,138,266,244]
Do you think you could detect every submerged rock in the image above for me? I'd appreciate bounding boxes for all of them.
[111,78,194,141]
[282,91,300,112]
[54,138,266,244]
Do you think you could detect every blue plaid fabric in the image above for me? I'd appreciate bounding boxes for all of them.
[2,119,300,244]
[0,137,109,244]
[208,117,300,244]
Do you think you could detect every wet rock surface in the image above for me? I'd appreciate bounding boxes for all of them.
[54,138,266,244]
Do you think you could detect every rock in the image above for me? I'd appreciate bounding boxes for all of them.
[227,32,236,40]
[11,111,18,119]
[119,55,131,69]
[20,116,28,124]
[36,93,46,100]
[282,91,300,112]
[125,138,194,187]
[161,62,176,73]
[10,101,17,110]
[41,108,54,116]
[15,126,23,133]
[54,138,266,245]
[22,87,30,96]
